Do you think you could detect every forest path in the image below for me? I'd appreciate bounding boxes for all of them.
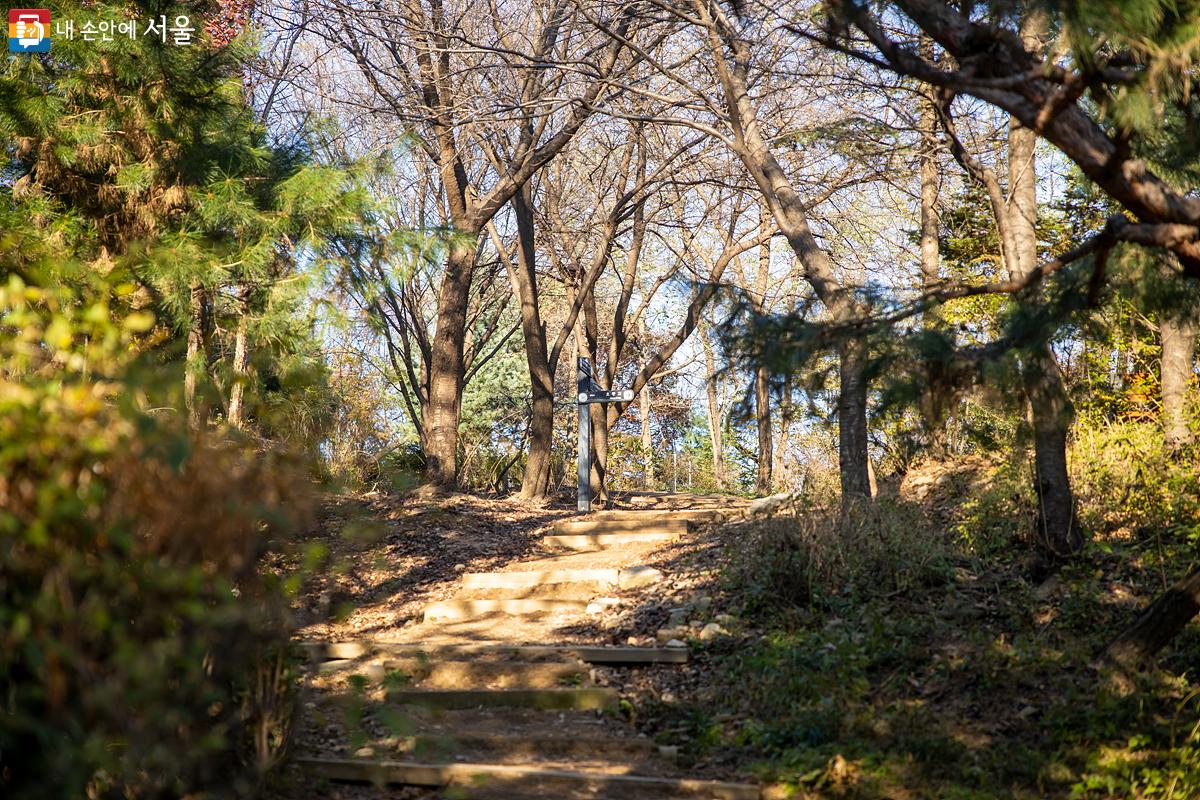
[292,493,758,799]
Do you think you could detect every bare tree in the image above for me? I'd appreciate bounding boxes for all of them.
[299,0,639,485]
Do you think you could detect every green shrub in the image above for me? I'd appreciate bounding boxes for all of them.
[1070,421,1200,542]
[0,277,314,798]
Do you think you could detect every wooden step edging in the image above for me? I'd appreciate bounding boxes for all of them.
[298,756,762,799]
[385,687,619,711]
[314,658,589,689]
[300,640,688,664]
[400,732,673,760]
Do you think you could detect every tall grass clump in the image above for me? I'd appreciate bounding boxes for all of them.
[724,498,958,615]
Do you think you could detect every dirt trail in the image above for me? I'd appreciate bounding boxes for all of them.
[287,493,756,799]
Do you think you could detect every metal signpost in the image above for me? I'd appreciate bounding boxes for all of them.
[576,357,634,512]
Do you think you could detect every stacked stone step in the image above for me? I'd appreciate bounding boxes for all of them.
[294,508,760,798]
[297,640,758,797]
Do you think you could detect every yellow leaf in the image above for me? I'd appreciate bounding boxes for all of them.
[122,311,156,332]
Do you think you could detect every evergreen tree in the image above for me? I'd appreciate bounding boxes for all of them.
[2,0,367,446]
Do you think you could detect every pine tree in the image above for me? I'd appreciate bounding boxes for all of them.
[2,0,367,445]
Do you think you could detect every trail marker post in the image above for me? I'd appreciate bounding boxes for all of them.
[576,357,634,513]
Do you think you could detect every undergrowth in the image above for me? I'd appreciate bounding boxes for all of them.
[653,433,1200,799]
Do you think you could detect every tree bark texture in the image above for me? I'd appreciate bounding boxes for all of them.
[185,284,211,431]
[1105,564,1200,670]
[507,187,557,500]
[701,327,724,489]
[838,336,873,500]
[754,365,773,495]
[918,36,948,454]
[1160,310,1197,450]
[641,384,654,490]
[753,235,773,495]
[423,241,477,486]
[227,291,251,429]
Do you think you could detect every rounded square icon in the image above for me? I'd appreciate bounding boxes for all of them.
[9,9,51,52]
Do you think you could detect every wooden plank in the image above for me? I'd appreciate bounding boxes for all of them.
[400,732,667,760]
[315,658,589,689]
[298,756,762,799]
[385,687,619,711]
[297,641,689,664]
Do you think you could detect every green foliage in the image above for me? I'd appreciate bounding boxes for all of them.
[655,432,1200,799]
[1070,421,1200,541]
[0,276,314,798]
[2,0,371,447]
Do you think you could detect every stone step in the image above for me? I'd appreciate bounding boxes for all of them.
[300,641,688,664]
[550,518,690,535]
[386,687,619,711]
[461,568,620,590]
[593,509,725,523]
[423,598,589,621]
[299,756,761,799]
[461,566,665,592]
[316,658,590,689]
[543,530,680,550]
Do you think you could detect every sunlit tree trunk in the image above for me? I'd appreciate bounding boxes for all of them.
[774,375,792,490]
[1008,9,1081,559]
[701,326,724,489]
[1161,309,1197,451]
[424,240,477,486]
[695,0,871,508]
[918,35,948,454]
[227,289,251,429]
[640,384,654,490]
[506,186,557,501]
[753,235,773,495]
[754,365,772,494]
[185,284,210,431]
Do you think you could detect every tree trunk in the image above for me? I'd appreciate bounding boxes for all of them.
[1160,310,1197,451]
[918,38,948,454]
[753,232,773,495]
[697,14,871,508]
[754,364,773,495]
[701,328,724,489]
[1008,9,1081,558]
[1025,352,1083,556]
[1104,563,1200,670]
[185,284,210,431]
[838,337,872,502]
[424,239,478,487]
[228,291,251,429]
[774,374,792,490]
[579,287,608,506]
[507,187,557,501]
[641,385,654,490]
